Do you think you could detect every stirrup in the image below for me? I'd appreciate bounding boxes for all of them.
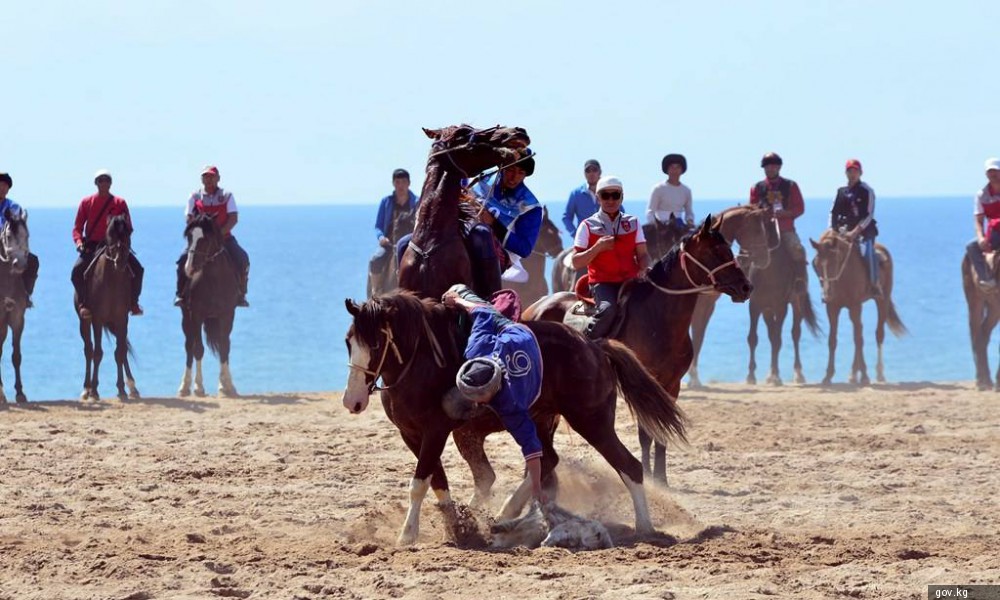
[173,295,184,307]
[130,304,144,316]
[237,296,249,307]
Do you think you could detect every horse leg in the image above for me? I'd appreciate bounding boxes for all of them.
[89,321,104,401]
[193,318,207,397]
[399,431,450,546]
[746,302,761,384]
[79,316,94,400]
[12,318,26,403]
[687,297,716,389]
[974,308,997,391]
[218,315,238,398]
[123,354,140,399]
[823,304,841,385]
[766,306,787,386]
[0,322,7,404]
[847,304,868,385]
[874,298,888,383]
[179,311,194,396]
[791,300,806,384]
[638,428,653,480]
[452,425,498,508]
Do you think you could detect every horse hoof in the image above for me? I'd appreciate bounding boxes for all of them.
[978,381,992,392]
[766,376,783,386]
[117,392,128,402]
[687,379,704,390]
[89,392,100,402]
[194,388,207,398]
[0,394,6,404]
[219,389,239,399]
[129,390,141,400]
[746,375,757,385]
[15,393,26,404]
[177,387,190,398]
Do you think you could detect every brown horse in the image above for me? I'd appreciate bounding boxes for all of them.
[397,124,530,300]
[0,210,30,403]
[507,206,563,306]
[961,253,1000,389]
[343,292,686,544]
[744,227,821,386]
[521,217,752,484]
[810,230,906,385]
[178,213,239,398]
[686,205,783,388]
[77,213,140,402]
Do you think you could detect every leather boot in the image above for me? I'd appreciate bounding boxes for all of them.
[586,301,617,339]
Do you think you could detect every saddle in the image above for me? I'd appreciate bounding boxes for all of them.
[561,274,630,338]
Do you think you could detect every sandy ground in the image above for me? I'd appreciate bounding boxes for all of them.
[0,382,997,600]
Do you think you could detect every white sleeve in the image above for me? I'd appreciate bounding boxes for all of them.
[185,193,196,216]
[685,187,694,223]
[573,222,590,249]
[634,218,646,244]
[975,191,986,216]
[225,191,238,213]
[646,185,660,224]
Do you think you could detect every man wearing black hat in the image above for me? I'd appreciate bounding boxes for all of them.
[750,152,808,292]
[561,159,601,235]
[0,172,40,307]
[368,168,419,285]
[647,154,694,228]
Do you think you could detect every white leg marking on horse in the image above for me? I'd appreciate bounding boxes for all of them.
[497,476,533,521]
[194,360,205,396]
[343,342,372,413]
[398,476,431,546]
[433,488,453,504]
[621,472,654,534]
[178,367,192,396]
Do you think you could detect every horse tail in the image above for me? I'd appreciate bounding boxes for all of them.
[596,338,687,446]
[204,318,223,356]
[885,301,908,337]
[800,288,821,337]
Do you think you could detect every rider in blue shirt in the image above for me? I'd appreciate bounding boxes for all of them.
[0,172,39,307]
[561,159,601,235]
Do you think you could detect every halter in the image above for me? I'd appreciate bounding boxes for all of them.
[739,216,781,270]
[0,220,19,264]
[817,234,855,284]
[186,224,228,272]
[348,313,448,394]
[645,242,740,296]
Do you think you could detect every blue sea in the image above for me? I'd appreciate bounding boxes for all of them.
[3,198,975,401]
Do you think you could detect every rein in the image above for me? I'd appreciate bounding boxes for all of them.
[348,313,449,394]
[645,242,739,296]
[818,235,855,284]
[739,216,781,270]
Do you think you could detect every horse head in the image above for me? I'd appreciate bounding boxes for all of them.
[722,205,780,268]
[535,206,564,258]
[103,213,132,272]
[680,216,753,302]
[183,212,223,278]
[0,208,30,275]
[423,124,530,179]
[810,230,853,302]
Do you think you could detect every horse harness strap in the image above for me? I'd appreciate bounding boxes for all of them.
[819,235,856,284]
[351,314,448,395]
[644,243,737,296]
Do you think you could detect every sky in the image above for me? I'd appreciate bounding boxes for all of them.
[3,0,998,207]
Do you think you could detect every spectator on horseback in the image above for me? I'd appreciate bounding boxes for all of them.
[562,159,601,235]
[464,149,542,297]
[442,284,546,505]
[572,176,650,339]
[966,157,1000,290]
[369,168,419,280]
[647,153,694,229]
[71,169,144,319]
[0,172,40,308]
[750,152,808,292]
[174,166,250,307]
[829,159,881,297]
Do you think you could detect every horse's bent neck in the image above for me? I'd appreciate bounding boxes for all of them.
[413,161,464,244]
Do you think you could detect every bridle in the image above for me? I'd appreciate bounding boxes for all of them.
[0,220,26,264]
[186,224,227,273]
[816,234,855,284]
[348,313,448,395]
[104,221,131,271]
[738,215,781,270]
[646,241,741,296]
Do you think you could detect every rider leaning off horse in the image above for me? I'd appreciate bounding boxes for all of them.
[71,169,144,319]
[828,158,882,298]
[750,152,809,292]
[442,284,547,505]
[0,172,39,307]
[647,153,695,229]
[467,149,543,296]
[572,175,651,339]
[174,166,250,307]
[368,168,419,278]
[966,158,1000,291]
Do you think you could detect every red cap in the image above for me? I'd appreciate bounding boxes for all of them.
[845,159,862,173]
[489,289,522,322]
[201,165,220,177]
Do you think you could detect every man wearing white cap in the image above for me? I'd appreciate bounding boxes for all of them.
[572,176,650,338]
[966,158,1000,289]
[174,166,250,307]
[71,170,144,318]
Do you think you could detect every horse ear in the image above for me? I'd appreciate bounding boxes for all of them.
[344,299,361,316]
[713,212,724,231]
[423,127,442,140]
[699,215,713,235]
[809,238,820,250]
[542,205,548,220]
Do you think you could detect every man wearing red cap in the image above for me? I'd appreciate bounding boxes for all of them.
[174,166,250,307]
[71,170,144,319]
[829,159,881,297]
[750,152,808,292]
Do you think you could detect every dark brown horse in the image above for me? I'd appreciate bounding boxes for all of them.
[77,213,140,402]
[962,253,1000,390]
[522,217,752,484]
[397,124,530,300]
[507,206,563,306]
[178,213,239,398]
[744,227,820,386]
[686,205,783,388]
[0,210,30,403]
[811,230,906,385]
[343,292,686,544]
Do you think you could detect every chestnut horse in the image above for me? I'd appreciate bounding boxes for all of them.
[962,253,1000,390]
[343,292,685,544]
[397,124,530,300]
[77,214,140,402]
[521,217,752,484]
[0,210,31,403]
[810,230,906,385]
[507,206,563,306]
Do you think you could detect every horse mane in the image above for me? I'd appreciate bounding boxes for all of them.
[184,212,218,239]
[355,291,462,362]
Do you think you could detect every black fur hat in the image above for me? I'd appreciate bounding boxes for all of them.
[661,154,687,174]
